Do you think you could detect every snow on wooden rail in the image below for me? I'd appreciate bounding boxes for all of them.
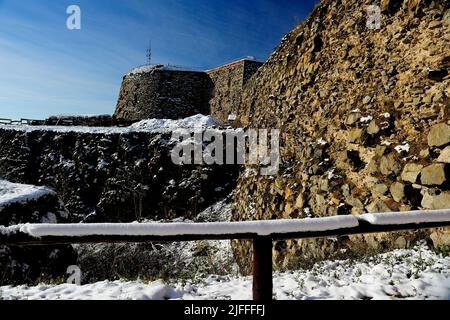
[1,209,449,301]
[359,210,450,225]
[0,210,449,246]
[21,215,359,237]
[0,216,358,245]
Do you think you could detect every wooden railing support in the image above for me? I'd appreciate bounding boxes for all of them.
[1,210,449,301]
[252,237,273,301]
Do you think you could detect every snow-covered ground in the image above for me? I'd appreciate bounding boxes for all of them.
[0,114,219,135]
[1,245,448,300]
[0,180,54,209]
[130,115,218,131]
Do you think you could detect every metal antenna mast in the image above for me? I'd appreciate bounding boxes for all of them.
[146,40,152,65]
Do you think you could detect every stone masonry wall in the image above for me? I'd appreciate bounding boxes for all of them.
[114,68,212,121]
[207,60,263,125]
[232,0,450,275]
[114,60,263,124]
[243,60,265,85]
[0,127,238,223]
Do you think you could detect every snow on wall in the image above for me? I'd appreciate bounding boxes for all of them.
[0,115,218,135]
[126,65,204,77]
[130,114,218,130]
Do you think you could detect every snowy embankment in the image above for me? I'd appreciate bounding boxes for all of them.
[0,180,54,210]
[0,114,218,135]
[129,115,218,131]
[1,245,448,300]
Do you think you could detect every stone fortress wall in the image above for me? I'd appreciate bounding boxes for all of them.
[113,59,264,125]
[114,66,212,122]
[206,59,264,124]
[231,0,450,274]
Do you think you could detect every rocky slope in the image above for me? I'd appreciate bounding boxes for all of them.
[233,0,450,274]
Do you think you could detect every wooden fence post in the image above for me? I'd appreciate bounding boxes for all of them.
[252,236,273,301]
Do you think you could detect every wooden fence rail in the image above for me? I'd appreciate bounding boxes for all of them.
[1,210,449,301]
[0,117,133,127]
[0,118,46,125]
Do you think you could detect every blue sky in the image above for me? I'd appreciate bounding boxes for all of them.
[0,0,317,119]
